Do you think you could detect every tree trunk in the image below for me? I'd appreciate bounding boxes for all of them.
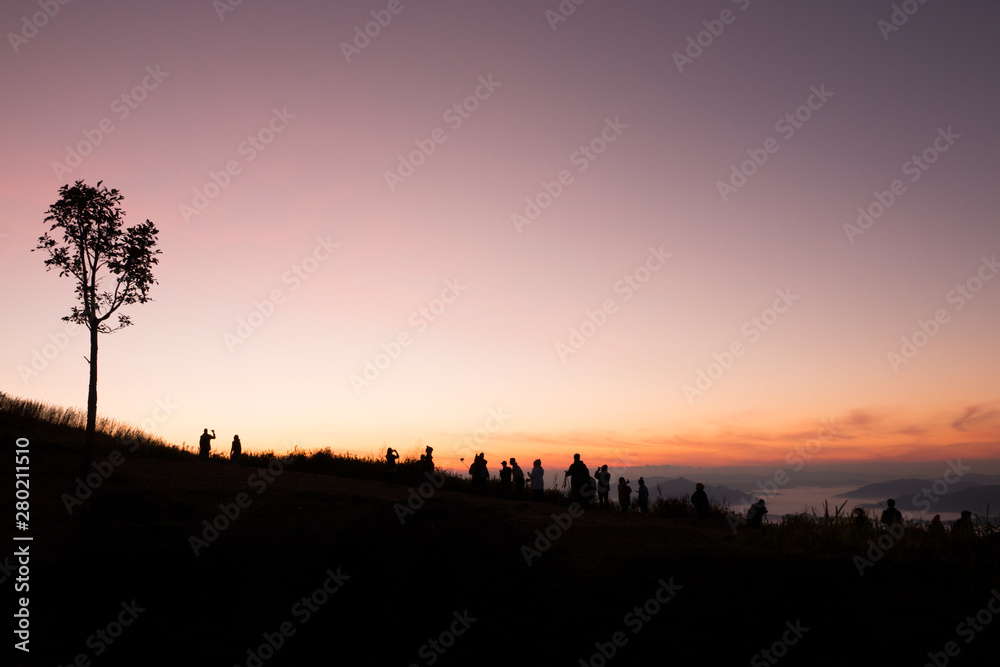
[83,321,98,474]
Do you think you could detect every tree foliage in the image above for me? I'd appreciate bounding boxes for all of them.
[35,180,160,332]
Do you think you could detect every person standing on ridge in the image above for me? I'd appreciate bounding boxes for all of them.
[564,453,591,506]
[529,459,545,501]
[880,499,903,528]
[618,477,633,514]
[385,447,399,477]
[595,465,611,509]
[230,435,241,466]
[199,428,215,461]
[637,477,649,514]
[499,460,512,497]
[691,482,710,520]
[510,457,525,500]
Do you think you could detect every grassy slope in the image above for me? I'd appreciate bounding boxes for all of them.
[2,406,999,665]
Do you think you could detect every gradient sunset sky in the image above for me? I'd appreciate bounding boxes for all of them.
[3,0,998,473]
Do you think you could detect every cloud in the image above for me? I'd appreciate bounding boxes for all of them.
[842,408,888,431]
[951,403,1000,432]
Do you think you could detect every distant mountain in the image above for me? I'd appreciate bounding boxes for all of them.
[893,485,1000,513]
[851,486,1000,514]
[958,473,1000,485]
[835,479,983,500]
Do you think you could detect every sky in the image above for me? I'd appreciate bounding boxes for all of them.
[2,0,999,475]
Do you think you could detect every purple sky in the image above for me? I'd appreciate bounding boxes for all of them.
[3,0,999,473]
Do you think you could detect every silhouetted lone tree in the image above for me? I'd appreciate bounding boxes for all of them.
[34,180,160,467]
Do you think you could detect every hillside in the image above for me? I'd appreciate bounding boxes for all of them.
[4,436,1000,666]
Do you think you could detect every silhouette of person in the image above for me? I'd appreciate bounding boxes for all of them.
[510,457,525,500]
[499,460,513,497]
[564,454,591,506]
[469,453,489,495]
[230,435,241,466]
[880,499,903,527]
[853,507,870,540]
[637,477,649,514]
[199,428,215,461]
[467,454,479,492]
[952,510,974,540]
[746,498,768,528]
[418,454,427,476]
[385,447,399,476]
[595,465,611,509]
[529,459,545,501]
[478,453,490,493]
[424,446,434,472]
[617,478,632,513]
[691,482,710,520]
[927,514,946,541]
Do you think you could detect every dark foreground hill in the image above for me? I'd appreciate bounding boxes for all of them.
[5,443,1000,666]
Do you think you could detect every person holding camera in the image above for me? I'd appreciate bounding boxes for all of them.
[618,477,633,514]
[385,447,399,476]
[198,428,215,461]
[595,465,611,509]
